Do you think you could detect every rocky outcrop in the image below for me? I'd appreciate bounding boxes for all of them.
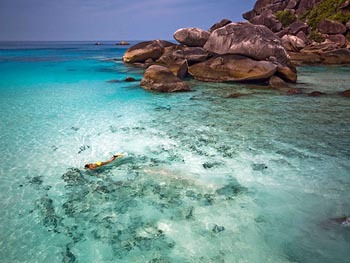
[296,0,322,15]
[328,34,346,47]
[204,22,290,66]
[250,10,282,32]
[172,47,209,64]
[154,46,189,78]
[140,65,190,92]
[188,54,277,82]
[321,48,350,64]
[282,35,306,52]
[290,47,350,65]
[209,19,232,32]
[253,0,289,14]
[173,28,210,47]
[318,19,347,35]
[123,14,300,93]
[244,0,350,65]
[288,21,309,35]
[123,40,174,63]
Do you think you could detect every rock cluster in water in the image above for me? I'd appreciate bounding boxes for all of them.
[244,0,350,65]
[123,22,297,92]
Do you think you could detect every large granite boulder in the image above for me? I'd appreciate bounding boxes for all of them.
[123,40,174,63]
[209,19,232,32]
[150,43,209,67]
[173,28,210,47]
[140,65,190,92]
[289,52,322,65]
[242,10,256,21]
[286,0,300,9]
[328,34,346,47]
[318,19,347,35]
[188,54,277,82]
[321,48,350,64]
[282,35,306,52]
[204,22,291,66]
[253,0,289,14]
[346,21,350,30]
[155,46,188,79]
[288,21,309,35]
[250,10,282,32]
[296,31,309,44]
[276,64,297,83]
[172,46,209,64]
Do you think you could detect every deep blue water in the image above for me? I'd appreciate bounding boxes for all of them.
[0,41,349,263]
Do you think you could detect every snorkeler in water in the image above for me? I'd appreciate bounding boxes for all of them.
[84,153,123,170]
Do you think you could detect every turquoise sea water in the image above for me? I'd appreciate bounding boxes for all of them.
[0,41,349,263]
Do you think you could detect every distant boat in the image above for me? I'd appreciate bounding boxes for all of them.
[115,41,130,46]
[94,42,102,45]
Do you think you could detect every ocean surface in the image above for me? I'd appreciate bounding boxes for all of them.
[0,41,349,263]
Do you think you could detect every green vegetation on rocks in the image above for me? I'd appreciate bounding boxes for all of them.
[303,0,350,30]
[309,30,325,43]
[275,10,297,27]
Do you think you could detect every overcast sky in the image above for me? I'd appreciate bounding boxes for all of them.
[0,0,255,41]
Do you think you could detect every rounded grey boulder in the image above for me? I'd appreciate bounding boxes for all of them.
[123,40,174,63]
[204,22,291,66]
[173,28,210,47]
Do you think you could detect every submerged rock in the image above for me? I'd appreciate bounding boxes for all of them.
[269,75,290,89]
[188,54,277,82]
[35,196,62,232]
[124,77,138,82]
[62,246,76,263]
[251,163,268,171]
[308,91,326,97]
[140,65,190,92]
[212,224,225,233]
[28,176,43,185]
[62,168,86,186]
[339,89,350,97]
[215,180,246,199]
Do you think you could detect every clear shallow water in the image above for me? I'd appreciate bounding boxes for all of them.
[0,41,349,263]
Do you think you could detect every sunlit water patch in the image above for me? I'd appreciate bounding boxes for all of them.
[0,42,349,263]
